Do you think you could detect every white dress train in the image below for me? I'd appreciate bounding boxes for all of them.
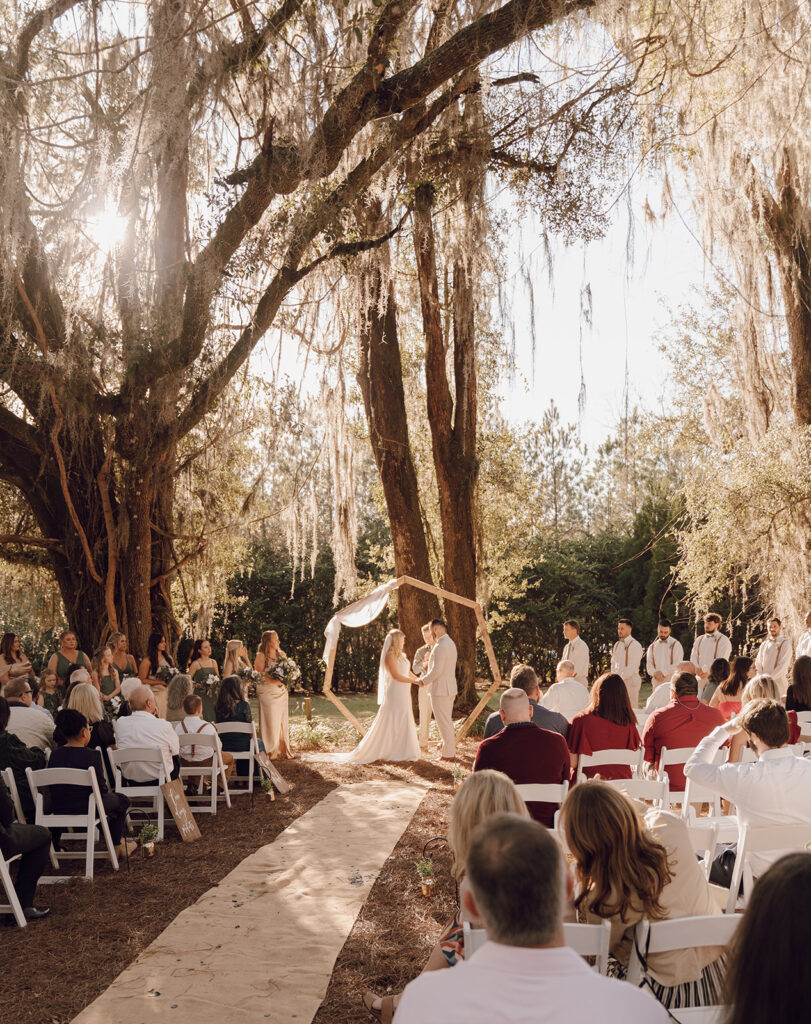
[345,653,421,763]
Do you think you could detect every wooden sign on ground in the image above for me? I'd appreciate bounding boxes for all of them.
[161,779,202,841]
[256,752,292,794]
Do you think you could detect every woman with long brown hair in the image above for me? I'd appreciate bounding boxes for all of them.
[254,630,291,758]
[710,655,754,720]
[0,633,35,689]
[562,782,727,1009]
[786,654,811,713]
[566,672,640,779]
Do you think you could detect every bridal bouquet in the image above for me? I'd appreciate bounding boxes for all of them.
[270,657,302,691]
[238,666,262,698]
[156,664,179,684]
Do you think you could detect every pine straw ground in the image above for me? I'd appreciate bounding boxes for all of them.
[3,739,478,1024]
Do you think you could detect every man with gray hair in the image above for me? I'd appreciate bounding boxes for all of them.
[483,664,568,739]
[541,659,589,722]
[395,814,667,1024]
[114,684,180,783]
[473,688,569,826]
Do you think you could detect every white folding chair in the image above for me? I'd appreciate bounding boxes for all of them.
[627,914,741,986]
[667,1009,725,1024]
[686,821,719,879]
[177,733,232,814]
[108,747,166,840]
[679,772,732,842]
[795,711,811,738]
[214,722,258,794]
[94,746,115,789]
[515,782,569,821]
[25,767,119,880]
[562,920,612,975]
[725,823,811,913]
[660,746,726,815]
[635,710,650,731]
[576,748,643,782]
[462,922,487,958]
[0,846,26,927]
[2,767,60,869]
[604,775,669,806]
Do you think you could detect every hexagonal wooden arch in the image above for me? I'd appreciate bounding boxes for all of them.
[322,575,503,741]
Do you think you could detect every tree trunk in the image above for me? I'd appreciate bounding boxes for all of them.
[414,182,480,705]
[357,202,441,657]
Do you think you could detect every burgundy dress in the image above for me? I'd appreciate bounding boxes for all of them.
[567,712,641,781]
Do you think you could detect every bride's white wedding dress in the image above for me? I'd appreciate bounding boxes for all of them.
[345,651,421,764]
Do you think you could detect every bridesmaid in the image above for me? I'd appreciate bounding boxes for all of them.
[110,632,139,679]
[92,645,121,710]
[222,639,251,678]
[138,632,174,718]
[254,630,292,759]
[0,633,35,688]
[46,630,91,686]
[188,638,220,720]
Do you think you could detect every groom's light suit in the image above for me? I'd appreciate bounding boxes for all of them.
[421,633,458,757]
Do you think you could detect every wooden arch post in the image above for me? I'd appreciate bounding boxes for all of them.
[322,576,503,739]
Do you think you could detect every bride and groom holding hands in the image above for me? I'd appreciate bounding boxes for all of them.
[347,619,458,764]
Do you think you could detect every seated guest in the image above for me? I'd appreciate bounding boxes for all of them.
[116,676,143,718]
[700,657,730,704]
[785,654,811,714]
[562,782,726,1008]
[363,770,530,1021]
[709,656,754,719]
[473,688,569,826]
[684,700,811,885]
[541,660,589,722]
[642,671,724,791]
[483,664,568,740]
[215,675,263,775]
[28,678,54,722]
[176,693,235,788]
[0,697,46,822]
[48,709,135,858]
[4,676,54,750]
[37,670,63,719]
[63,665,93,706]
[166,673,194,724]
[728,674,801,760]
[567,673,641,780]
[114,684,180,782]
[60,683,116,779]
[0,776,51,920]
[395,814,668,1024]
[645,661,697,715]
[720,853,810,1024]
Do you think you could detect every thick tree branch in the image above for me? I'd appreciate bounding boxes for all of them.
[13,0,85,80]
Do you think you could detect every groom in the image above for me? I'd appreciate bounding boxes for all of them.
[420,619,458,760]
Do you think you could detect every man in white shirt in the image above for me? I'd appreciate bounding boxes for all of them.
[689,613,732,683]
[411,623,435,751]
[114,685,180,782]
[795,610,811,658]
[395,813,667,1024]
[4,677,54,750]
[684,699,811,881]
[646,618,684,686]
[541,660,589,722]
[754,618,793,696]
[420,620,458,759]
[611,618,644,708]
[561,619,589,686]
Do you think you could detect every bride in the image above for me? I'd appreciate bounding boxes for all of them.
[344,628,422,764]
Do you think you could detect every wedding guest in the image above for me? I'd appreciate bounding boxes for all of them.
[644,661,697,715]
[49,709,135,858]
[412,623,436,751]
[729,674,801,761]
[473,688,569,826]
[28,678,54,723]
[61,684,115,770]
[611,618,644,708]
[362,770,530,1021]
[795,610,811,659]
[188,638,219,720]
[114,685,180,782]
[562,783,727,1008]
[138,632,174,719]
[176,693,235,789]
[700,657,730,703]
[567,673,641,780]
[46,630,91,686]
[0,696,46,819]
[689,613,732,683]
[91,645,121,708]
[483,664,568,739]
[562,619,590,686]
[222,639,251,678]
[116,676,143,718]
[754,618,792,695]
[541,660,589,722]
[254,630,291,758]
[38,670,62,718]
[63,665,93,706]
[0,632,35,689]
[215,675,263,775]
[166,673,194,723]
[709,656,754,719]
[684,700,811,885]
[642,672,724,791]
[395,814,668,1024]
[785,654,811,713]
[645,619,684,688]
[4,676,54,750]
[720,853,810,1024]
[109,632,138,679]
[0,775,51,920]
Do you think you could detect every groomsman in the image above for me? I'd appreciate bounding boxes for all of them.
[561,619,589,687]
[755,618,793,695]
[412,623,435,751]
[796,610,811,658]
[689,613,732,683]
[646,619,684,685]
[611,619,644,708]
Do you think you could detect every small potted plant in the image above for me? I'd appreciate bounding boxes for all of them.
[261,777,275,801]
[452,766,463,790]
[139,823,159,857]
[416,857,435,897]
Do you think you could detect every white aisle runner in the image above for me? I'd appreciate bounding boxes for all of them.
[73,781,428,1024]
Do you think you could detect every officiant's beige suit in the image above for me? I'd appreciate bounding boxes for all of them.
[421,633,458,757]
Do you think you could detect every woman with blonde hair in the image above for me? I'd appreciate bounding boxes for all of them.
[61,682,115,760]
[363,770,530,1021]
[223,639,251,678]
[728,674,801,760]
[254,630,292,758]
[166,674,194,723]
[561,781,726,1009]
[109,632,138,678]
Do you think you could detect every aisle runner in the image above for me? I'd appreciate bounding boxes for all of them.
[73,781,428,1024]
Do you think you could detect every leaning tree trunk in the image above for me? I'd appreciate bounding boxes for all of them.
[414,182,480,706]
[357,202,441,656]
